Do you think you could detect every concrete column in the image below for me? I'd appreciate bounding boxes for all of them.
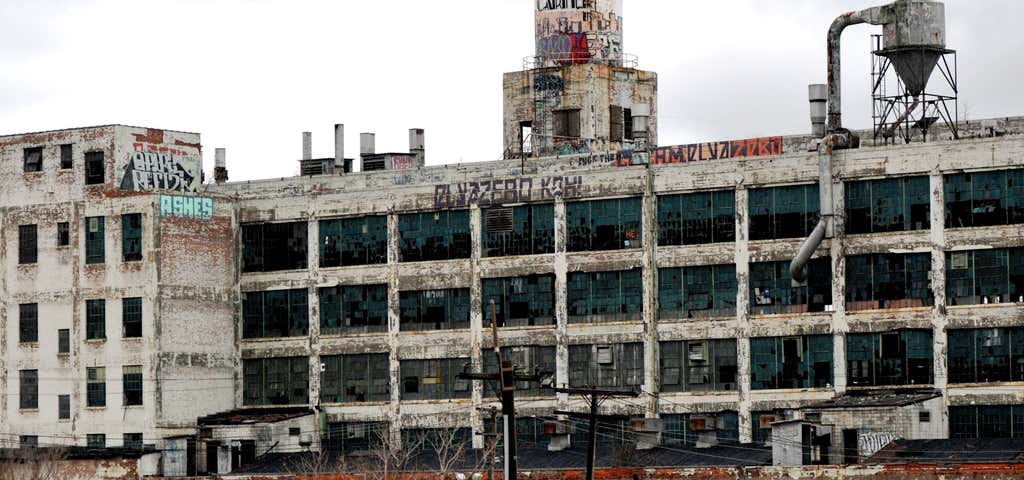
[307,219,322,405]
[929,172,949,433]
[386,212,402,445]
[469,205,484,448]
[641,167,659,418]
[734,187,753,443]
[553,199,569,409]
[831,181,848,395]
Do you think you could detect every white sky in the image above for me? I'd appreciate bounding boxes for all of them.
[2,0,1022,182]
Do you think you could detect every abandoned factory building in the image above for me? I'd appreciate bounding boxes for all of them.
[2,0,1023,477]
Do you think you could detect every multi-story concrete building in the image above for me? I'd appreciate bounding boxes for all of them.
[2,0,1023,475]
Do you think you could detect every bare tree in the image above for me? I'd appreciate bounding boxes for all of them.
[285,446,348,479]
[423,429,468,474]
[0,447,68,480]
[351,427,423,480]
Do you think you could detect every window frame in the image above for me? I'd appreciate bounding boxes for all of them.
[121,213,143,262]
[19,303,38,344]
[86,299,106,340]
[123,365,143,406]
[23,146,43,173]
[85,216,105,264]
[87,367,106,407]
[18,224,38,264]
[84,151,105,185]
[20,369,38,409]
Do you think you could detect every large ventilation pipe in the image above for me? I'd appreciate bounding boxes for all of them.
[334,124,345,170]
[792,0,947,282]
[302,131,312,161]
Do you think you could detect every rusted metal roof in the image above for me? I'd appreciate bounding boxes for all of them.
[197,406,314,426]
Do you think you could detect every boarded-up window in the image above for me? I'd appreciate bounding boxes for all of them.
[610,105,624,143]
[483,204,554,257]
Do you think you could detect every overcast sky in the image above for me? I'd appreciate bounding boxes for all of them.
[2,0,1022,182]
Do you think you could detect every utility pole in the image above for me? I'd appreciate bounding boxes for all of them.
[554,387,640,480]
[459,300,546,480]
[478,406,499,480]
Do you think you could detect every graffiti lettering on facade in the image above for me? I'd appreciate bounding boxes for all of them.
[534,74,565,93]
[391,155,415,171]
[160,194,214,221]
[537,0,589,11]
[858,432,898,459]
[119,143,201,192]
[649,136,783,165]
[537,33,590,65]
[433,176,583,209]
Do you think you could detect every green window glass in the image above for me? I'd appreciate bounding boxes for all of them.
[242,289,308,338]
[121,213,142,261]
[845,176,930,234]
[662,412,739,446]
[399,289,470,331]
[319,215,387,267]
[845,253,932,311]
[86,299,106,340]
[750,335,833,390]
[946,248,1024,306]
[482,274,556,327]
[87,367,106,407]
[85,216,105,264]
[846,330,933,387]
[749,184,819,240]
[123,365,143,406]
[749,258,832,314]
[398,210,471,262]
[483,345,556,398]
[320,353,390,403]
[658,265,737,319]
[567,269,643,324]
[483,204,555,257]
[657,190,735,246]
[319,285,388,335]
[568,343,644,388]
[566,197,642,252]
[399,358,470,400]
[241,222,308,272]
[659,339,737,392]
[945,169,1024,228]
[243,357,309,406]
[947,327,1024,384]
[950,405,1024,439]
[122,297,142,338]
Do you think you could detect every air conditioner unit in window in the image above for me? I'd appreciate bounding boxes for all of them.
[689,415,717,431]
[597,346,613,365]
[951,252,969,270]
[630,418,663,433]
[758,415,779,429]
[688,342,707,361]
[543,421,571,435]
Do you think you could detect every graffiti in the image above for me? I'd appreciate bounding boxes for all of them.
[555,139,590,156]
[567,150,644,168]
[159,194,214,221]
[534,74,564,93]
[649,136,783,165]
[859,432,898,458]
[391,155,415,171]
[433,176,583,209]
[537,0,589,11]
[119,142,201,192]
[394,173,415,186]
[537,33,590,65]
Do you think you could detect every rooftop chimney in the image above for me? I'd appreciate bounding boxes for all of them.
[334,124,345,172]
[360,133,375,156]
[409,128,425,166]
[214,148,228,184]
[302,131,312,160]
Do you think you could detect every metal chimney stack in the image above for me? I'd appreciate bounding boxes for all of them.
[302,132,312,161]
[360,133,375,171]
[808,84,827,137]
[409,128,425,166]
[334,124,345,172]
[214,148,228,184]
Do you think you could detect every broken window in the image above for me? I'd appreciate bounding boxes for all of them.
[399,288,470,331]
[23,147,42,172]
[242,289,308,338]
[624,108,634,141]
[60,144,73,169]
[121,213,142,262]
[87,434,106,448]
[482,274,556,327]
[846,330,933,387]
[610,105,624,143]
[319,215,387,268]
[86,299,106,340]
[242,357,309,406]
[19,370,38,409]
[660,339,738,392]
[749,184,820,241]
[19,303,38,343]
[553,108,581,140]
[845,176,930,234]
[483,204,555,257]
[947,327,1024,384]
[568,343,644,388]
[123,433,143,450]
[750,335,833,390]
[58,329,69,354]
[845,253,932,310]
[122,297,142,338]
[320,353,390,403]
[323,422,387,453]
[123,365,143,406]
[398,210,470,262]
[658,190,735,246]
[58,394,70,419]
[567,269,643,324]
[950,405,1024,439]
[658,265,737,319]
[567,197,642,251]
[85,216,105,264]
[84,151,105,185]
[87,367,106,407]
[399,358,471,400]
[20,436,38,448]
[319,284,388,335]
[241,221,308,272]
[57,222,70,247]
[946,247,1024,306]
[662,412,739,446]
[749,258,832,315]
[482,345,556,398]
[18,224,37,264]
[946,169,1024,228]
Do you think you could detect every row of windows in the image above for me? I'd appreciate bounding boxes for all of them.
[239,169,1024,272]
[21,145,105,185]
[19,298,142,345]
[241,248,1021,339]
[18,433,144,450]
[18,365,142,410]
[240,328,1011,406]
[17,214,141,265]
